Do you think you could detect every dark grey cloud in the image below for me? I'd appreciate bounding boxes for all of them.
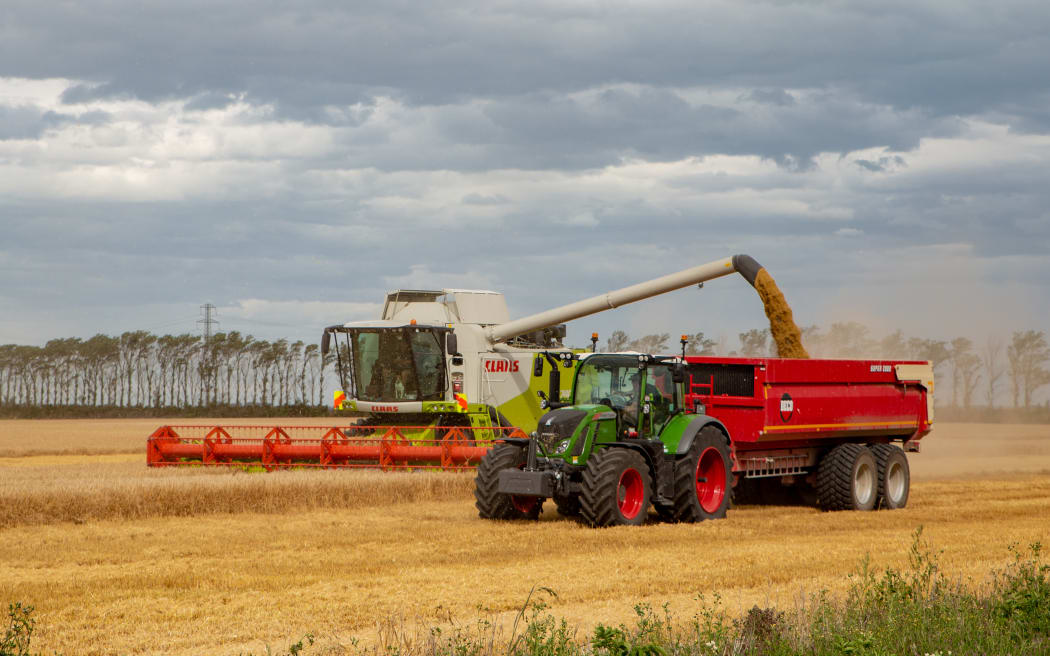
[1,0,1049,361]
[5,1,1049,134]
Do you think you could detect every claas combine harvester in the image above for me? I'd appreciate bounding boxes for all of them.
[148,254,779,470]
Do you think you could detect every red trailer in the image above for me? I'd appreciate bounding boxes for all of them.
[683,356,934,510]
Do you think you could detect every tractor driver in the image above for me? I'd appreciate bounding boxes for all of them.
[621,372,661,429]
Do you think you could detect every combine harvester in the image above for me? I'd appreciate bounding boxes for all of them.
[147,254,776,470]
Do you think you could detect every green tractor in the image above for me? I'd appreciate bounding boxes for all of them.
[474,352,733,527]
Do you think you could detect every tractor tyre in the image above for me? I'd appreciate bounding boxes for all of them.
[672,426,731,522]
[579,448,652,527]
[474,443,543,520]
[816,443,878,511]
[871,444,910,510]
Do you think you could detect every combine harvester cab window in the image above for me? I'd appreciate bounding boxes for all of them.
[340,328,448,402]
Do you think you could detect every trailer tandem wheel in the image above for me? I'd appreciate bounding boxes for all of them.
[474,443,542,520]
[672,426,731,522]
[580,448,652,527]
[816,443,878,511]
[870,444,910,510]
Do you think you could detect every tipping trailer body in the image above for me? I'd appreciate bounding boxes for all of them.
[683,356,934,477]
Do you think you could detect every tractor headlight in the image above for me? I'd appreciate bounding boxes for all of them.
[555,439,571,454]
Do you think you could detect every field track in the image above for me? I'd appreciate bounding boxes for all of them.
[0,420,1048,655]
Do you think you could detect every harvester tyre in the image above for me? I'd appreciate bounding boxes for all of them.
[580,449,651,527]
[672,426,731,522]
[871,444,910,510]
[474,443,542,520]
[816,443,877,511]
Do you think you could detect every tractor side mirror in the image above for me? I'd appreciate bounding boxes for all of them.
[548,366,561,404]
[671,363,685,384]
[446,332,458,356]
[321,330,331,356]
[533,356,544,377]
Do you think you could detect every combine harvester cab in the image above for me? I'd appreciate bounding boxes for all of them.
[480,350,934,527]
[321,288,577,438]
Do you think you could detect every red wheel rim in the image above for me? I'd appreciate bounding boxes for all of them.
[617,467,644,519]
[696,447,726,513]
[511,495,539,515]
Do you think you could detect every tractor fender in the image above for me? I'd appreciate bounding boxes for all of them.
[674,415,731,455]
[594,441,660,475]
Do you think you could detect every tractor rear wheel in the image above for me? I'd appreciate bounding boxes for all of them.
[672,426,731,522]
[580,448,651,527]
[871,444,910,509]
[474,443,542,520]
[816,443,878,511]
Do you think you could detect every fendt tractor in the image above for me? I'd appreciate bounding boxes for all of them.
[478,351,933,527]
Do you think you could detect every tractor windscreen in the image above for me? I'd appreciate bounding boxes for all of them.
[574,355,678,426]
[572,355,639,407]
[332,327,447,402]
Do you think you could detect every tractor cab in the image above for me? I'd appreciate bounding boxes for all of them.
[530,353,686,462]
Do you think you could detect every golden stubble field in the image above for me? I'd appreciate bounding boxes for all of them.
[1,419,1049,655]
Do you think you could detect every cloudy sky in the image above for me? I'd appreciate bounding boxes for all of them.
[2,0,1048,352]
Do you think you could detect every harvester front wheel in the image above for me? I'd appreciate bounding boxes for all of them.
[816,443,877,511]
[579,448,651,527]
[474,443,542,520]
[672,426,731,522]
[871,444,910,510]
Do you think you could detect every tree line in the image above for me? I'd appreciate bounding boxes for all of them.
[605,324,1050,410]
[1,323,1048,413]
[0,331,332,411]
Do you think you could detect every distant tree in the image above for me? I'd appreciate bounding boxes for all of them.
[738,329,769,357]
[1007,330,1050,408]
[605,330,630,352]
[683,332,717,356]
[627,333,671,353]
[880,330,910,359]
[983,336,1005,409]
[948,337,977,407]
[823,322,875,358]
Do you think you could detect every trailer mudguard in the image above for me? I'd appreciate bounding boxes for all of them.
[674,415,731,455]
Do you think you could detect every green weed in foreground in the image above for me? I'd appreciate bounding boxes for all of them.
[6,530,1050,655]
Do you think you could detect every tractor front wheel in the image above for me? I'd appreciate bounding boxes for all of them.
[579,448,651,527]
[474,443,542,520]
[672,426,731,522]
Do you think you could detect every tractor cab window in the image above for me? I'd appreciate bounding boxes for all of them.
[645,365,678,429]
[338,327,447,402]
[573,356,637,408]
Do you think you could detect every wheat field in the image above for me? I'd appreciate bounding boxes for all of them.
[0,420,1048,655]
